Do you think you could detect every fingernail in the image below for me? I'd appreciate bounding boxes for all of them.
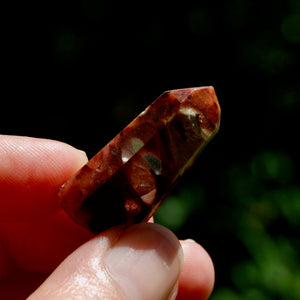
[104,223,183,300]
[182,238,197,244]
[76,149,88,166]
[166,281,179,300]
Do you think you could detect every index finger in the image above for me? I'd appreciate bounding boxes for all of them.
[0,135,88,222]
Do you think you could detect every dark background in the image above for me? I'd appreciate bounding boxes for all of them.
[2,0,299,299]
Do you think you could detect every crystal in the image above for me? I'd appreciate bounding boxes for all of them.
[58,86,221,233]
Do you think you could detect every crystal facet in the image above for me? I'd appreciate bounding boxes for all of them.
[58,87,221,233]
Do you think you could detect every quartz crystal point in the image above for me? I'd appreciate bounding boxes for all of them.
[58,87,221,233]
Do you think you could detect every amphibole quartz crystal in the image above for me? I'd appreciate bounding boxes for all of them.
[58,87,221,233]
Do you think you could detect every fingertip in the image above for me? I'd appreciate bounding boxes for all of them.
[104,223,183,300]
[177,239,215,300]
[0,135,88,221]
[29,223,183,300]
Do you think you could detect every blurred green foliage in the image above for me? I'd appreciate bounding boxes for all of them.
[2,0,299,298]
[281,13,300,43]
[158,150,300,299]
[156,185,205,231]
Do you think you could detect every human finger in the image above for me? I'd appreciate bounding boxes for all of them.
[177,239,215,300]
[0,211,93,276]
[0,135,87,221]
[28,223,183,300]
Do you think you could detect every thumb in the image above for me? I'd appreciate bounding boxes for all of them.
[28,223,183,300]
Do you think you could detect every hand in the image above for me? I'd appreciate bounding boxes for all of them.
[0,135,214,299]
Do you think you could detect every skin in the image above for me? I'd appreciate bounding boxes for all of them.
[0,135,214,299]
